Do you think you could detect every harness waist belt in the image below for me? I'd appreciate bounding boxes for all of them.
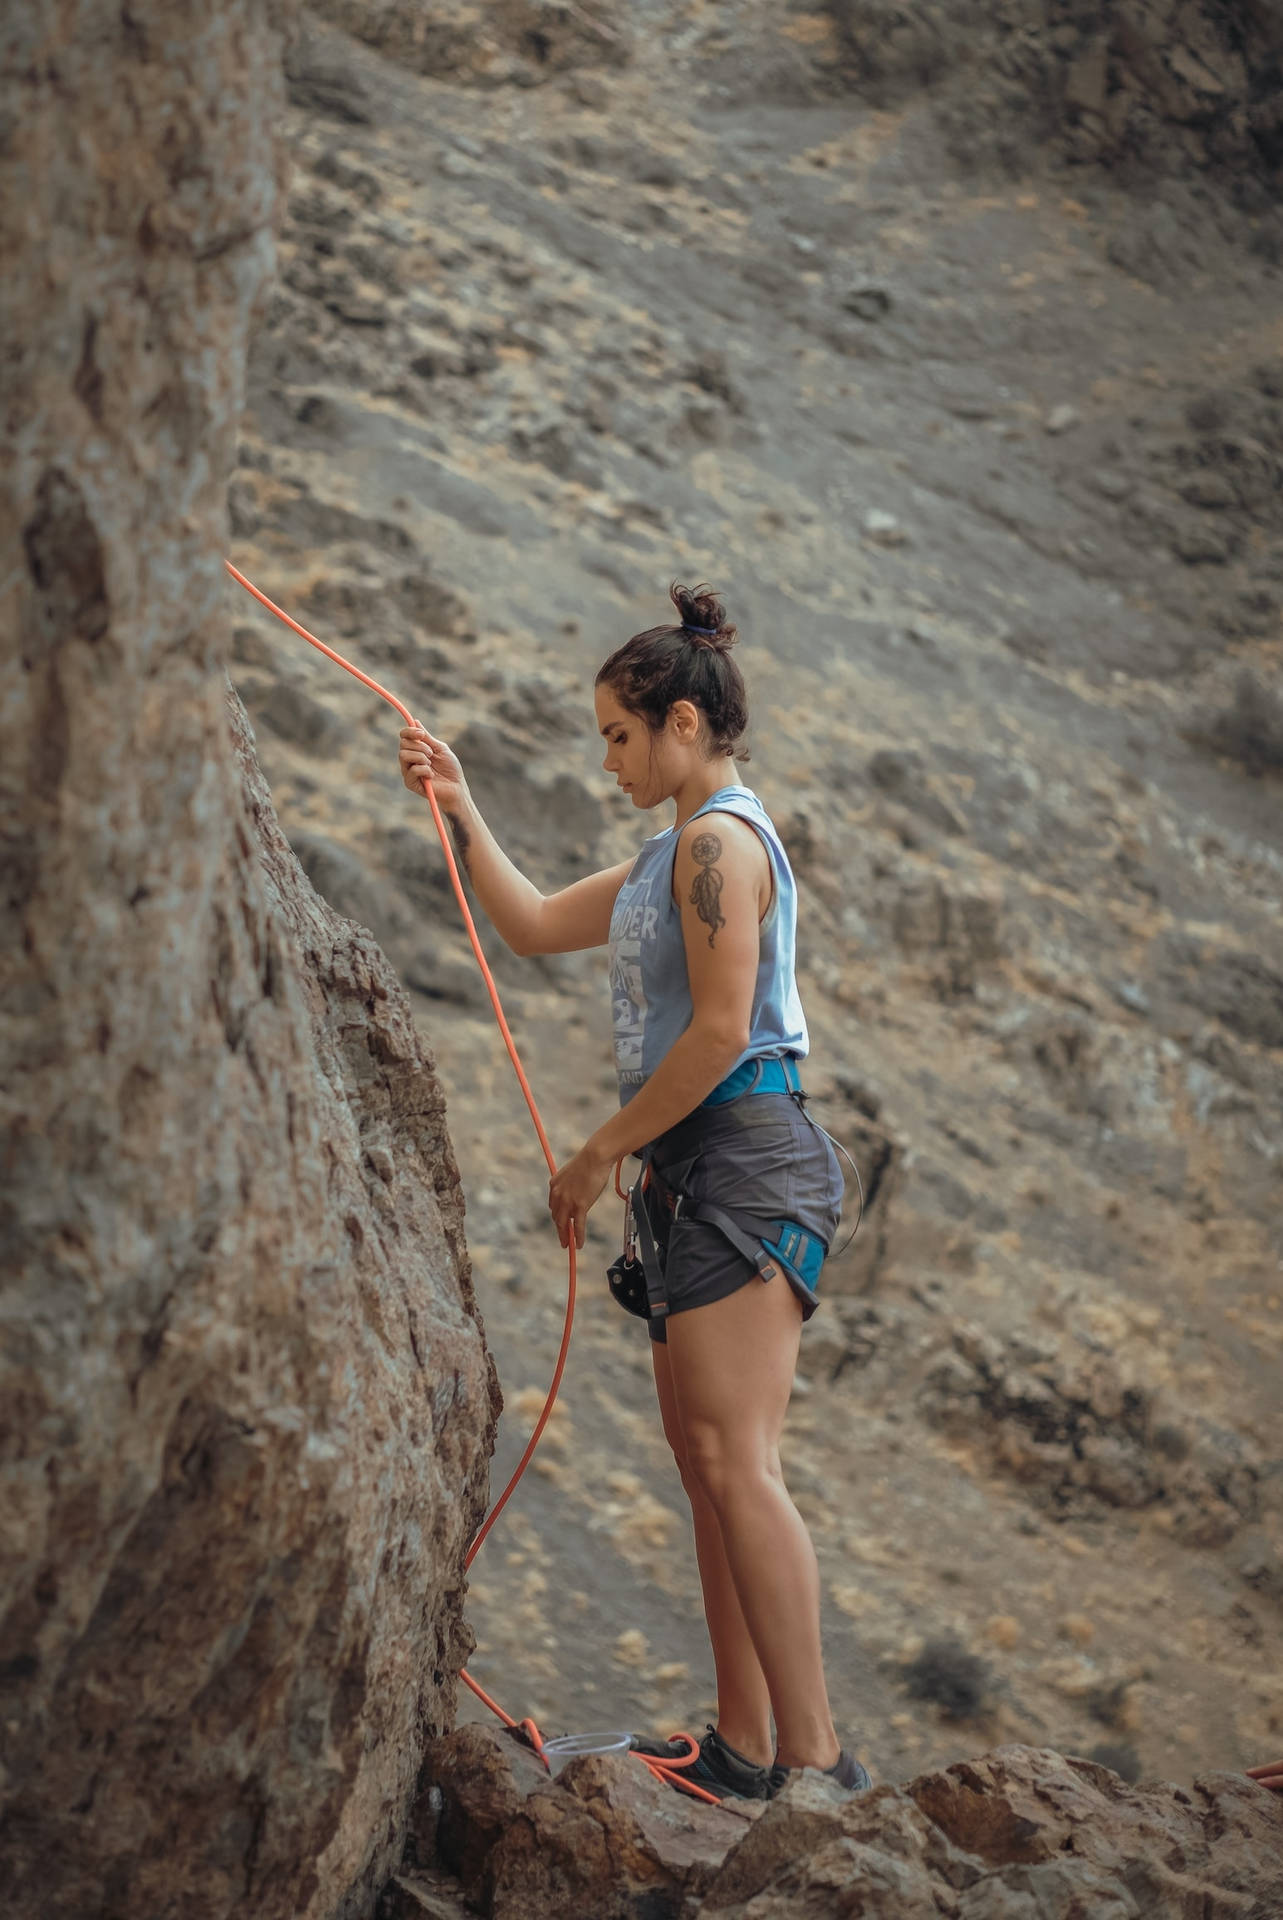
[702,1053,803,1107]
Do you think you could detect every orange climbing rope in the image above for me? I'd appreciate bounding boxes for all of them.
[224,560,718,1807]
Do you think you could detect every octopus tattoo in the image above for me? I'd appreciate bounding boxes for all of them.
[689,831,726,946]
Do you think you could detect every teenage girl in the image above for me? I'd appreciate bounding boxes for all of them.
[399,583,869,1799]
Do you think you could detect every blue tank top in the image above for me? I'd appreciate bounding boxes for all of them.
[607,785,809,1105]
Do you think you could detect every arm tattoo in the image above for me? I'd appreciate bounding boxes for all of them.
[446,809,472,876]
[689,832,726,947]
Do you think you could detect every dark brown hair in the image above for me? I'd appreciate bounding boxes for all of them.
[595,582,749,760]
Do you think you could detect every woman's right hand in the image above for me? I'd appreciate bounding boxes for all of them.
[399,726,468,815]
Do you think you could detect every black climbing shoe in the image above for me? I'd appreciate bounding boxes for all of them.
[632,1725,772,1800]
[769,1748,873,1796]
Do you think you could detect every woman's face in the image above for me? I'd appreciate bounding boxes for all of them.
[595,684,691,808]
[596,684,657,806]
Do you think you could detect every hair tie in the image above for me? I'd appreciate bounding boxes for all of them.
[683,623,720,637]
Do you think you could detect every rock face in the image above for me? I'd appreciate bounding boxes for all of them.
[0,8,497,1918]
[757,0,1283,189]
[407,1721,761,1919]
[399,1726,1283,1919]
[302,0,630,90]
[700,1745,1283,1918]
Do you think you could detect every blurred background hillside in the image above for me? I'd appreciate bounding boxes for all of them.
[229,0,1283,1789]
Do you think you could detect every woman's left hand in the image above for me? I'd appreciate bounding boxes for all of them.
[549,1145,613,1251]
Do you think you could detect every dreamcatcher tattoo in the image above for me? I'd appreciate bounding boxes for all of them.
[689,832,726,946]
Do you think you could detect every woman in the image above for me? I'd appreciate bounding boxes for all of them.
[399,583,869,1800]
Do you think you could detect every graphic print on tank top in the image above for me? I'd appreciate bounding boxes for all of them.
[608,885,659,1080]
[607,786,809,1104]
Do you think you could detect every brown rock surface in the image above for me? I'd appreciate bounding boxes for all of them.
[417,1721,759,1918]
[302,0,630,90]
[699,1747,1283,1917]
[406,1728,1283,1918]
[1,7,497,1917]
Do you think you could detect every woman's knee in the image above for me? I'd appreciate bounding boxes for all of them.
[660,1418,703,1502]
[684,1422,778,1510]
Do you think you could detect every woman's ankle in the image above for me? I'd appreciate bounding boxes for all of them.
[773,1735,841,1772]
[715,1721,774,1770]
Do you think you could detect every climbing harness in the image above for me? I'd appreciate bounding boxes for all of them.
[224,560,722,1807]
[605,1053,865,1325]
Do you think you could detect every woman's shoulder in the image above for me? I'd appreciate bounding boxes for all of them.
[688,786,784,840]
[674,801,773,875]
[692,783,765,818]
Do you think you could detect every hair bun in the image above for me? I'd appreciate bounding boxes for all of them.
[670,581,738,651]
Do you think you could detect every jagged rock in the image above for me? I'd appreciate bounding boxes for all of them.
[917,1320,1262,1541]
[305,0,631,88]
[697,1746,1283,1917]
[997,1003,1103,1115]
[380,1867,474,1917]
[410,1734,1283,1918]
[800,1299,886,1383]
[1184,669,1283,778]
[418,1722,756,1917]
[881,861,1004,996]
[869,750,965,834]
[1156,937,1283,1051]
[0,8,497,1916]
[283,828,492,1010]
[245,674,349,751]
[820,1113,903,1297]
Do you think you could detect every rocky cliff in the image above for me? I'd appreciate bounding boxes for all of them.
[0,8,497,1917]
[385,1721,1283,1918]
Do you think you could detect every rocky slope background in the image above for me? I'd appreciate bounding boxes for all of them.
[229,0,1283,1823]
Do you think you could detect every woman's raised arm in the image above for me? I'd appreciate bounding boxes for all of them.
[400,726,631,955]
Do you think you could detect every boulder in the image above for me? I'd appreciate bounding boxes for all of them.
[917,1319,1262,1542]
[0,7,498,1916]
[418,1722,761,1918]
[699,1745,1283,1917]
[408,1730,1283,1919]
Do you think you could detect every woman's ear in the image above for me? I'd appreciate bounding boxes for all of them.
[668,698,702,743]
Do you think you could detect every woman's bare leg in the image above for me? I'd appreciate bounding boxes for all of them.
[665,1278,840,1771]
[652,1339,774,1765]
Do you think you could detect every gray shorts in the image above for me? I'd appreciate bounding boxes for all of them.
[638,1092,844,1345]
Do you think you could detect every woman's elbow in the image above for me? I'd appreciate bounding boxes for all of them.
[700,1018,751,1060]
[504,905,547,957]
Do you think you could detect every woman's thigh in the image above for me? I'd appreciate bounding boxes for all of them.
[664,1274,804,1489]
[651,1336,685,1463]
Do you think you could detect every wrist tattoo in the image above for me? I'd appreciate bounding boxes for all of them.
[689,831,726,947]
[446,809,472,874]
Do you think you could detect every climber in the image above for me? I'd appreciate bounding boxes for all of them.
[398,582,869,1801]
